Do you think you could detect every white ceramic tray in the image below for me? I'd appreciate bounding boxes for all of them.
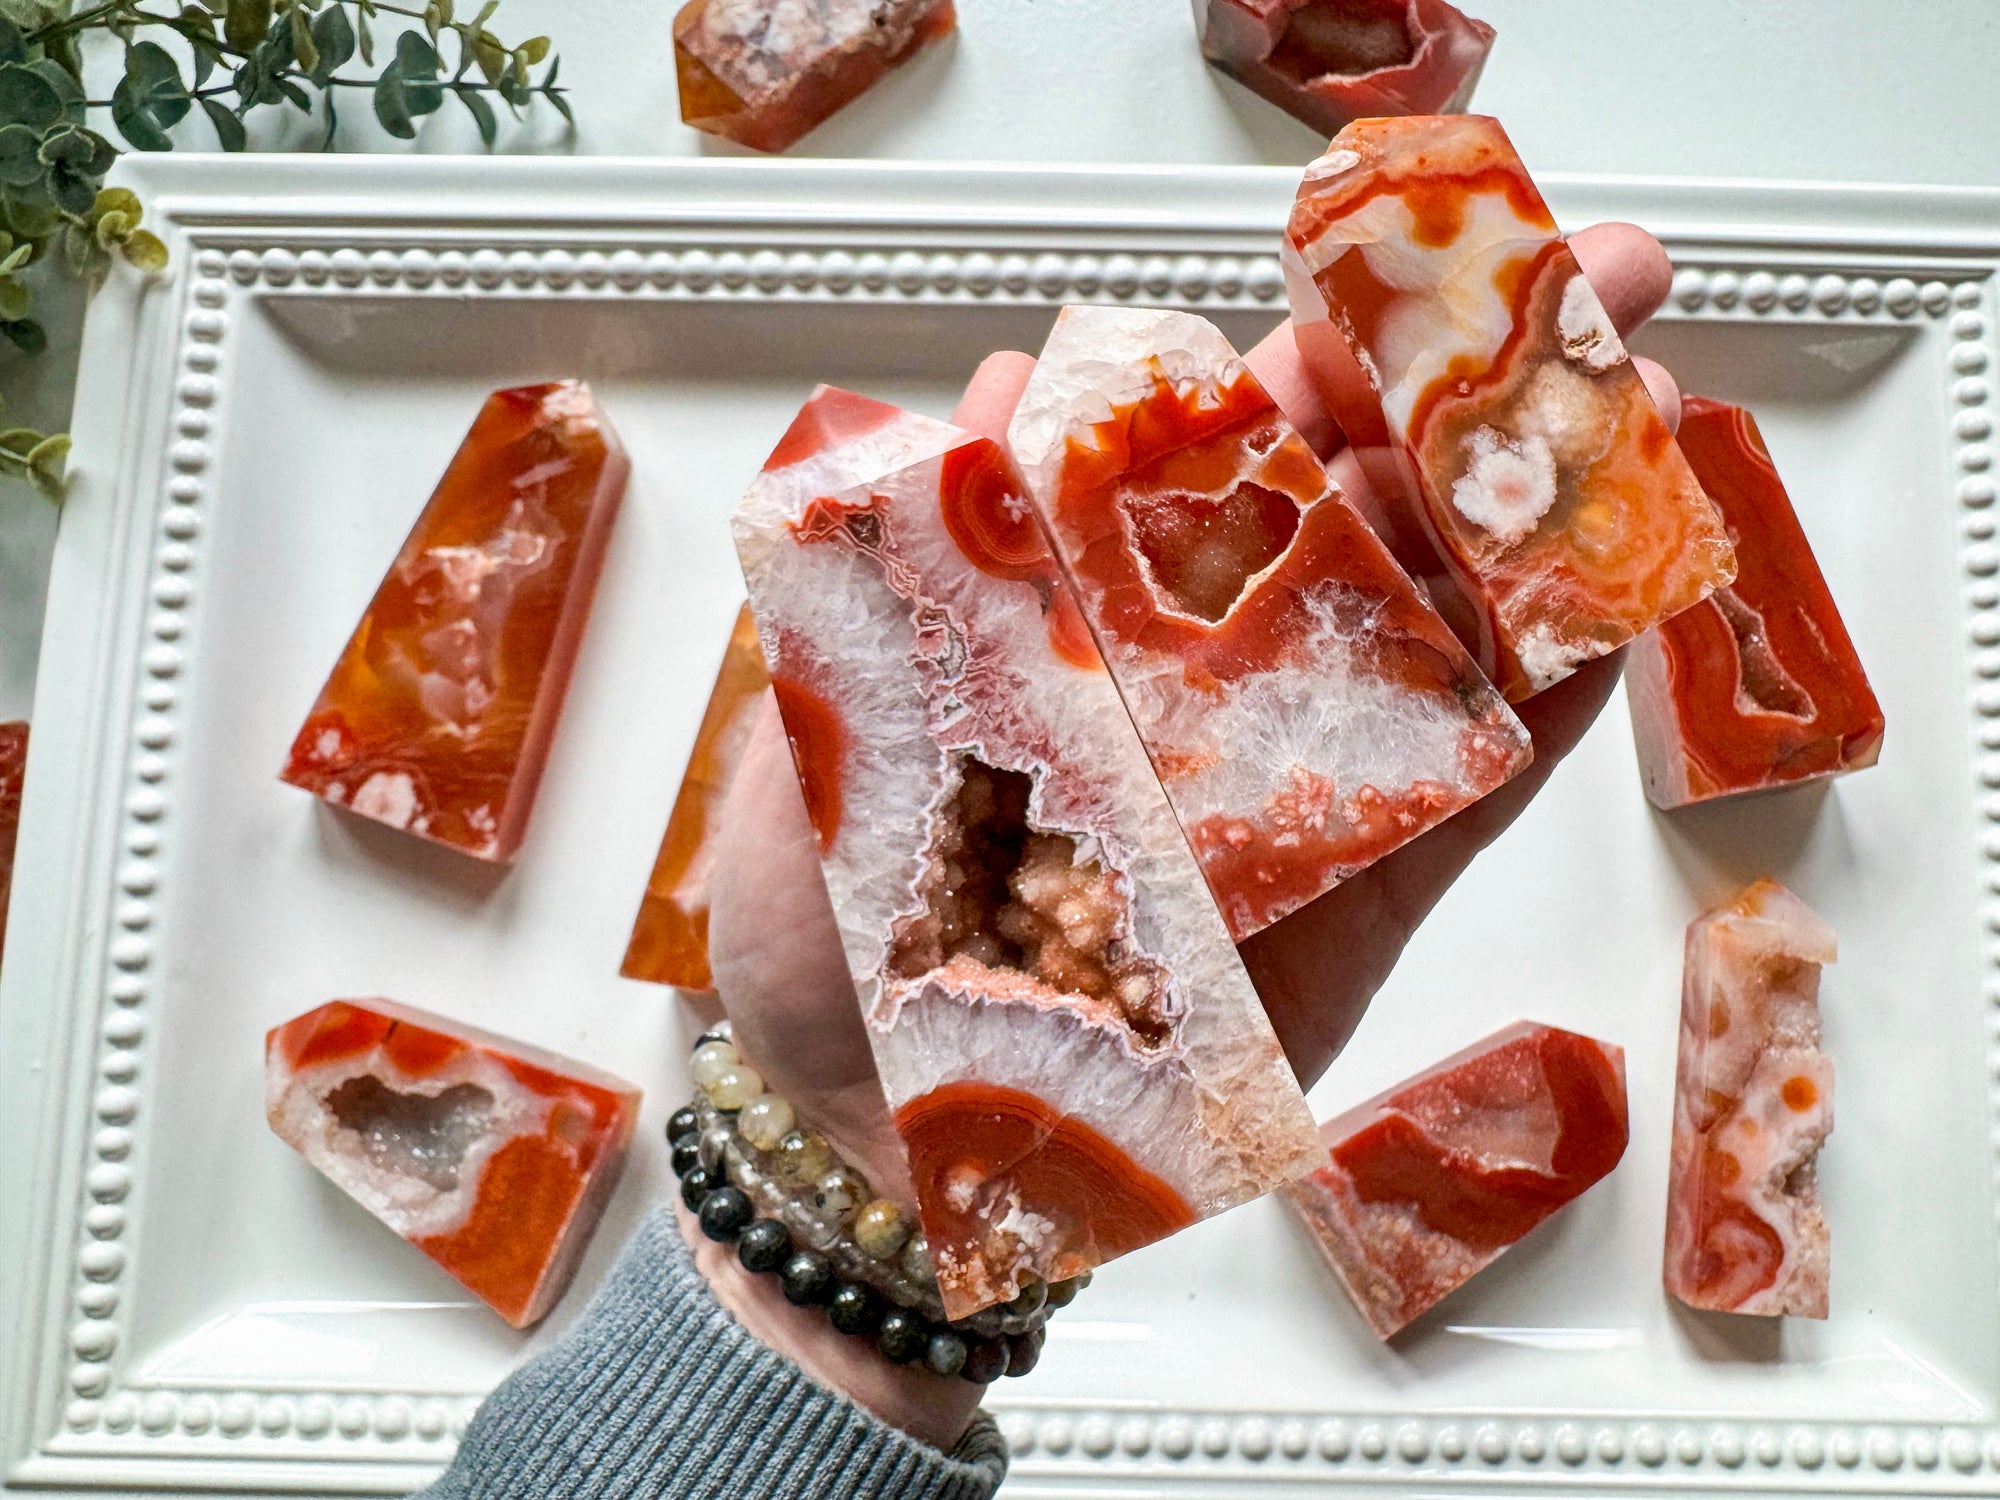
[3,157,1998,1499]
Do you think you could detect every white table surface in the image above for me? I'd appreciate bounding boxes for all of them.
[2,0,1996,717]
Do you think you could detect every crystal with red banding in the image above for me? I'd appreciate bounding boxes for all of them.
[1194,0,1494,138]
[1283,1020,1628,1338]
[734,386,1322,1319]
[1009,305,1531,940]
[0,721,23,973]
[1283,115,1735,701]
[1626,398,1883,807]
[1664,879,1833,1318]
[265,998,641,1328]
[281,382,629,863]
[622,603,769,991]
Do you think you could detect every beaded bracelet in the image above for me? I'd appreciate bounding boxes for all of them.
[670,1023,1085,1383]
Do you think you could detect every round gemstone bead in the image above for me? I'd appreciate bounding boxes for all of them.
[736,1219,791,1275]
[680,1166,717,1212]
[666,1107,699,1144]
[900,1233,937,1288]
[876,1309,927,1364]
[773,1131,835,1186]
[852,1199,909,1260]
[1004,1279,1047,1318]
[689,1041,739,1089]
[1044,1274,1085,1309]
[924,1332,968,1378]
[738,1094,795,1150]
[1004,1329,1043,1377]
[813,1165,869,1221]
[695,1023,733,1049]
[698,1124,731,1172]
[961,1338,1008,1385]
[707,1065,764,1111]
[668,1137,702,1179]
[699,1187,754,1242]
[779,1250,836,1307]
[827,1283,880,1337]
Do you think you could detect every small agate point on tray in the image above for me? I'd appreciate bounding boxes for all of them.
[0,720,23,972]
[674,0,957,153]
[1626,397,1884,807]
[1195,0,1494,137]
[622,602,768,991]
[1283,115,1736,701]
[1664,879,1834,1318]
[265,998,641,1328]
[1283,1020,1628,1338]
[1008,304,1531,940]
[734,385,1322,1320]
[281,381,629,864]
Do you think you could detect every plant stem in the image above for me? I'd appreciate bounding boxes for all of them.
[27,0,132,44]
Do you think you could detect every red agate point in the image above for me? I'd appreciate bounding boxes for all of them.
[1195,0,1494,137]
[622,603,769,991]
[674,0,956,153]
[1626,398,1884,807]
[1664,880,1834,1318]
[281,382,629,863]
[1283,116,1736,701]
[735,387,1321,1319]
[264,998,641,1328]
[1283,1021,1628,1338]
[1010,306,1532,939]
[0,721,23,972]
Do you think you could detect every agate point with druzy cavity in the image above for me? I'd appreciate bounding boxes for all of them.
[265,998,641,1328]
[733,385,1322,1320]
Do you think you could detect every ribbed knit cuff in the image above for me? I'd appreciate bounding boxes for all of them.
[413,1206,1009,1500]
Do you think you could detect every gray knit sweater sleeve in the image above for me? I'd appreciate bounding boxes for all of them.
[415,1207,1009,1500]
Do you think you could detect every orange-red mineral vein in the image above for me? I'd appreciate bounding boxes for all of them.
[281,382,629,863]
[1283,115,1736,701]
[733,386,1322,1320]
[1194,0,1495,139]
[622,603,769,991]
[1664,879,1833,1318]
[1010,306,1532,940]
[264,998,641,1328]
[1626,397,1884,808]
[1283,1021,1628,1338]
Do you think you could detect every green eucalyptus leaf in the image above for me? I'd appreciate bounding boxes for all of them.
[0,63,63,131]
[47,161,95,216]
[91,186,139,221]
[0,18,26,67]
[92,207,130,245]
[59,219,89,272]
[199,95,245,150]
[433,0,451,24]
[288,4,318,79]
[119,226,166,272]
[0,241,29,273]
[26,431,69,492]
[308,2,353,82]
[28,57,87,127]
[225,0,272,52]
[517,35,550,65]
[110,75,175,153]
[0,276,27,322]
[2,189,55,237]
[372,72,413,137]
[0,424,41,455]
[393,29,442,113]
[0,124,39,187]
[421,0,438,42]
[471,29,502,84]
[356,6,372,65]
[469,0,495,28]
[458,82,493,145]
[278,76,310,110]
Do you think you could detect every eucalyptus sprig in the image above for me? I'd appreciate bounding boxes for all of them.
[0,0,570,500]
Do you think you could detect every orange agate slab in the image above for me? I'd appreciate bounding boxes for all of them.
[1283,115,1735,701]
[622,604,768,991]
[265,998,641,1328]
[1010,306,1531,940]
[1194,0,1494,138]
[674,0,955,153]
[734,387,1321,1320]
[1626,398,1884,808]
[0,721,22,972]
[1664,880,1834,1318]
[1283,1021,1628,1338]
[281,382,629,863]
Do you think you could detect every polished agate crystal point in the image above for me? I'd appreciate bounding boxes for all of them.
[1283,1021,1629,1338]
[734,385,1322,1320]
[1627,398,1884,807]
[622,603,769,991]
[265,998,641,1328]
[1664,879,1834,1318]
[1284,115,1735,701]
[674,0,956,153]
[1194,0,1494,137]
[281,382,628,863]
[1009,304,1531,940]
[0,720,23,972]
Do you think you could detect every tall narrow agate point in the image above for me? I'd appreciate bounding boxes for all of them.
[674,0,956,153]
[0,721,24,972]
[1664,880,1834,1318]
[266,999,640,1328]
[281,383,629,863]
[1627,398,1884,807]
[734,386,1322,1319]
[1010,306,1531,940]
[622,603,769,991]
[1283,1021,1628,1338]
[1194,0,1494,137]
[1283,116,1735,701]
